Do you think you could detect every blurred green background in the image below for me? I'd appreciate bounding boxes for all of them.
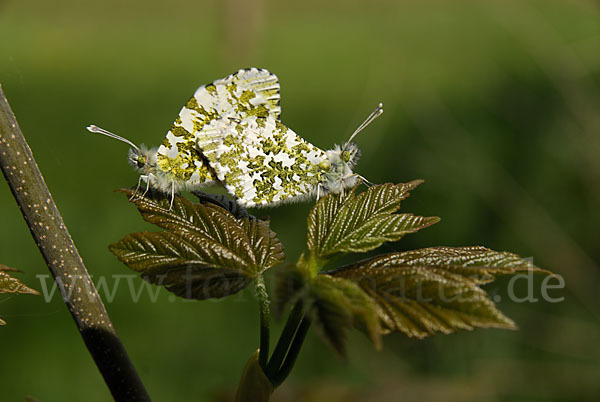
[1,0,599,401]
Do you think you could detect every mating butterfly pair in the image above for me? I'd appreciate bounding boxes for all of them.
[88,68,382,208]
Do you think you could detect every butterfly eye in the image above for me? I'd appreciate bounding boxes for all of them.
[136,155,146,168]
[342,151,351,163]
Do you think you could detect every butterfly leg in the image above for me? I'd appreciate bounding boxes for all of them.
[140,174,152,197]
[129,175,145,201]
[316,183,321,201]
[168,181,175,211]
[356,174,374,187]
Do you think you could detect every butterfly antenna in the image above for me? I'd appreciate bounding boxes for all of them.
[343,103,384,149]
[86,125,140,151]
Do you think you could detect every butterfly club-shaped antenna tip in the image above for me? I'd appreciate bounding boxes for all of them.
[86,125,140,151]
[344,102,384,148]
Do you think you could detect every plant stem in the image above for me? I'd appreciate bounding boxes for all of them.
[271,317,311,388]
[264,301,304,380]
[0,86,150,401]
[255,275,270,370]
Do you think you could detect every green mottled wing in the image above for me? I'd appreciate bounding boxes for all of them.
[198,116,328,207]
[156,68,281,187]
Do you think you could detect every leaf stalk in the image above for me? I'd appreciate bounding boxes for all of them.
[255,275,271,370]
[265,300,304,380]
[271,317,311,388]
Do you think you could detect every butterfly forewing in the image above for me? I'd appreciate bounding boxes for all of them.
[156,68,282,187]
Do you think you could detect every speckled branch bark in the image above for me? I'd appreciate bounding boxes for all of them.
[0,85,151,401]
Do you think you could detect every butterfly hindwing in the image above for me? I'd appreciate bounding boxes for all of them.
[155,68,281,188]
[197,116,328,207]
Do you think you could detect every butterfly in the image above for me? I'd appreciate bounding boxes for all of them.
[87,68,382,208]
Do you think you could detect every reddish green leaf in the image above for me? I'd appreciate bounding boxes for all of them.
[307,275,381,357]
[1,265,39,326]
[359,246,546,284]
[307,182,439,265]
[329,247,544,338]
[0,265,39,295]
[110,193,284,300]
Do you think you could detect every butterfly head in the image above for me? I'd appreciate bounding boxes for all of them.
[322,143,361,193]
[341,142,361,168]
[326,143,361,169]
[127,145,157,175]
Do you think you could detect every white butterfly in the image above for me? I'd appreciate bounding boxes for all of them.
[87,68,382,208]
